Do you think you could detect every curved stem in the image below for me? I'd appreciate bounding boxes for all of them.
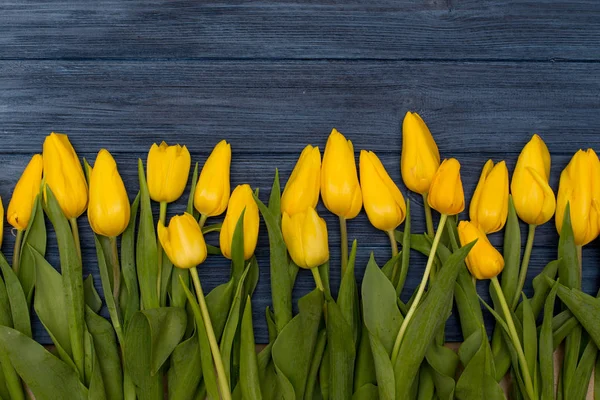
[339,216,348,277]
[69,218,82,261]
[190,267,232,400]
[156,201,167,306]
[199,213,208,229]
[109,236,122,305]
[391,213,448,365]
[422,193,435,237]
[388,230,400,284]
[491,277,536,400]
[311,267,325,292]
[511,224,536,309]
[12,229,24,274]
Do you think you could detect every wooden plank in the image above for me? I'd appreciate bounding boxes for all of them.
[1,60,600,155]
[1,1,600,61]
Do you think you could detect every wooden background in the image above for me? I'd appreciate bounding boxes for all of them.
[1,0,600,345]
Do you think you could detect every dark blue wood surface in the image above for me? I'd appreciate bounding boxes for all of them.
[1,1,600,344]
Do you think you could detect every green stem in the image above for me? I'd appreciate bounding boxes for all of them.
[109,236,122,308]
[156,201,167,306]
[388,230,400,284]
[190,267,232,400]
[422,193,435,237]
[69,218,82,261]
[391,213,448,365]
[12,229,24,275]
[340,216,348,277]
[311,267,325,292]
[199,213,208,229]
[511,224,536,309]
[491,277,536,400]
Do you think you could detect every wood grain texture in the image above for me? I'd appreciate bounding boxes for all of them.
[1,1,600,61]
[1,0,600,345]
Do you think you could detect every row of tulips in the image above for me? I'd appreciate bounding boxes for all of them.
[0,112,598,400]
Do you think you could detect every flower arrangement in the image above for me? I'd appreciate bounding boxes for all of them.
[0,115,597,400]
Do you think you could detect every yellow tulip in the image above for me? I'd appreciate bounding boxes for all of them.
[321,129,362,219]
[220,184,259,260]
[194,140,231,217]
[87,150,131,237]
[427,158,465,215]
[469,160,509,234]
[360,150,406,232]
[458,221,504,280]
[147,141,191,203]
[282,207,329,269]
[158,213,207,269]
[511,134,556,226]
[7,154,43,230]
[281,145,321,215]
[401,112,441,195]
[556,149,600,246]
[43,132,88,219]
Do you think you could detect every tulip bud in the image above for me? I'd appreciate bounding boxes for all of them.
[7,154,43,230]
[556,149,600,246]
[158,213,207,269]
[469,160,509,234]
[321,129,362,219]
[401,112,441,195]
[147,141,191,203]
[87,150,131,237]
[511,134,556,226]
[427,158,465,215]
[43,133,88,219]
[458,221,504,280]
[194,140,231,217]
[281,145,321,215]
[220,184,259,260]
[282,207,329,269]
[359,150,406,232]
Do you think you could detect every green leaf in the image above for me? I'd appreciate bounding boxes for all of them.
[136,159,159,310]
[120,193,140,328]
[254,189,292,334]
[417,363,435,400]
[305,329,326,400]
[83,275,102,314]
[397,199,411,295]
[393,241,475,399]
[501,196,521,309]
[0,275,12,327]
[87,340,107,400]
[352,384,379,400]
[265,306,277,344]
[240,297,262,400]
[206,279,235,340]
[552,281,600,347]
[520,294,537,390]
[558,203,580,290]
[85,307,123,400]
[231,210,246,284]
[187,162,200,218]
[257,344,281,400]
[168,328,202,400]
[93,236,123,344]
[381,252,402,283]
[327,298,356,400]
[201,223,222,234]
[426,343,459,400]
[179,277,219,400]
[0,326,88,400]
[0,254,31,337]
[527,259,559,318]
[44,186,85,379]
[17,194,46,305]
[124,307,187,399]
[368,334,395,400]
[566,337,597,400]
[540,282,558,400]
[553,313,578,350]
[268,169,281,225]
[272,289,324,400]
[353,322,377,392]
[338,240,359,345]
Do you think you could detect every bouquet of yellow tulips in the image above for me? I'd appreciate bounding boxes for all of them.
[0,117,599,400]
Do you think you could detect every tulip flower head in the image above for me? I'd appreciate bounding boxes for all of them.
[282,207,329,269]
[220,184,259,260]
[87,150,131,237]
[147,141,191,203]
[427,158,465,215]
[458,220,504,280]
[469,160,509,234]
[360,150,406,232]
[401,112,441,195]
[43,132,88,219]
[556,149,600,246]
[320,129,362,219]
[7,154,43,230]
[194,140,231,217]
[281,145,321,216]
[511,134,556,226]
[158,213,207,269]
